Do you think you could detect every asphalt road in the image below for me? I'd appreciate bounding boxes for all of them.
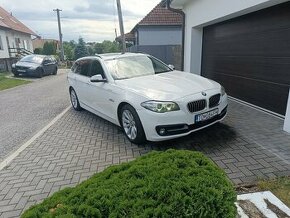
[0,69,70,162]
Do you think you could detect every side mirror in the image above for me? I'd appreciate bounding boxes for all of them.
[90,74,107,83]
[168,64,175,70]
[43,60,50,66]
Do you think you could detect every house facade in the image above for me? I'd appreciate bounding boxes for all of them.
[118,0,183,69]
[0,6,36,71]
[170,0,290,130]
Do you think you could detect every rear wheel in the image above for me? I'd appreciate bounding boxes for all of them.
[121,104,146,144]
[70,88,82,111]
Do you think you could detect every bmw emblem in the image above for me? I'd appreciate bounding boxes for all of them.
[202,92,207,96]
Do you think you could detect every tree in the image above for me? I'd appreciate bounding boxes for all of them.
[74,37,89,59]
[93,40,121,54]
[63,41,75,60]
[94,43,104,54]
[34,48,43,54]
[42,42,56,55]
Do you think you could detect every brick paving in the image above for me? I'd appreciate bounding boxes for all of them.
[0,100,289,217]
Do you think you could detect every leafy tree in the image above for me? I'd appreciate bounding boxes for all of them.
[94,43,104,54]
[34,48,42,54]
[74,37,89,60]
[87,46,95,56]
[93,40,121,54]
[42,42,56,55]
[63,42,75,60]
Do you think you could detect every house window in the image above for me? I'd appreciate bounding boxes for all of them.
[0,36,4,50]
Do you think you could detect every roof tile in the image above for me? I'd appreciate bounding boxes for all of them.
[0,6,36,35]
[137,0,183,26]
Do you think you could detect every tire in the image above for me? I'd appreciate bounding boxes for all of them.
[120,104,146,144]
[70,88,82,111]
[37,68,43,78]
[53,67,58,75]
[14,73,19,77]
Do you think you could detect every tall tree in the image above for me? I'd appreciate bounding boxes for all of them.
[63,41,75,60]
[74,37,89,59]
[42,42,56,55]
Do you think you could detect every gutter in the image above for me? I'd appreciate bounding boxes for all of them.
[166,0,185,71]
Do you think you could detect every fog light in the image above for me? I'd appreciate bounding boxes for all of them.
[159,128,166,135]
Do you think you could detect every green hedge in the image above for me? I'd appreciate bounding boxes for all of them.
[22,150,237,218]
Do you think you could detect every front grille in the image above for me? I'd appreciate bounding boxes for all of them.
[209,94,221,108]
[16,66,29,70]
[187,99,206,113]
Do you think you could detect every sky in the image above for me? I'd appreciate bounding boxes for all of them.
[0,0,160,42]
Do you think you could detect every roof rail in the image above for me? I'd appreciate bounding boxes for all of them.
[94,54,103,59]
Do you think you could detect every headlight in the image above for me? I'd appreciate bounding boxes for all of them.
[30,66,37,70]
[221,86,226,96]
[141,101,180,113]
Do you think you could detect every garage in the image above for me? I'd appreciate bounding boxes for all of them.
[201,1,290,115]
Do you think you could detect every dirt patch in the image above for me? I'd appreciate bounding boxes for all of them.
[265,199,290,218]
[236,184,260,194]
[238,200,267,218]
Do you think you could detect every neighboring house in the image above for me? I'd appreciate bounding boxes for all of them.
[0,6,36,71]
[117,0,183,69]
[170,0,290,121]
[32,38,59,53]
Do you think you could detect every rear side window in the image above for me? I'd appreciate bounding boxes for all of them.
[72,59,91,77]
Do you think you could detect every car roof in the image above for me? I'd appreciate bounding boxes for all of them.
[77,53,148,61]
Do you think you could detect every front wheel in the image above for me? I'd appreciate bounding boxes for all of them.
[70,88,82,111]
[53,67,58,75]
[121,105,146,144]
[37,68,43,78]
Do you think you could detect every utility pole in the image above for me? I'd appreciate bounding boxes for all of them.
[116,0,126,53]
[53,9,64,61]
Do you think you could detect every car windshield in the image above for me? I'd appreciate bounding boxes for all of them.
[20,55,44,64]
[105,55,172,80]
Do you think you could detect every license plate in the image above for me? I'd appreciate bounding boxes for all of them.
[195,109,219,123]
[17,69,26,73]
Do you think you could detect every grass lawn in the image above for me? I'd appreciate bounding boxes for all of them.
[258,177,290,207]
[0,73,31,91]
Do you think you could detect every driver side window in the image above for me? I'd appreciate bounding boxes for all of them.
[90,60,105,78]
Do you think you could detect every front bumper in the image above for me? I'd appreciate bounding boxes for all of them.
[137,92,228,142]
[13,68,38,76]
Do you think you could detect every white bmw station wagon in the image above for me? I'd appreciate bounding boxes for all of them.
[68,53,228,144]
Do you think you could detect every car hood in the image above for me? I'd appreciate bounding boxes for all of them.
[115,71,220,100]
[16,62,40,68]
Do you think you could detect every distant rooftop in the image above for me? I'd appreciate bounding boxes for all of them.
[136,0,183,27]
[116,0,183,42]
[0,6,36,35]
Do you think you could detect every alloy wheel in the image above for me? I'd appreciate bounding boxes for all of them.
[70,90,78,109]
[122,110,137,140]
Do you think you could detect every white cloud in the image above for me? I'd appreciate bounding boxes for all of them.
[0,0,160,42]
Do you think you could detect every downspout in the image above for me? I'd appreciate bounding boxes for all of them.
[167,0,185,71]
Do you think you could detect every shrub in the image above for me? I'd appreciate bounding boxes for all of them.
[22,150,237,218]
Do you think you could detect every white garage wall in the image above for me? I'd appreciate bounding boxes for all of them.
[172,0,289,73]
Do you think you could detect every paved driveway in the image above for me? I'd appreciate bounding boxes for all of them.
[0,70,70,162]
[0,100,289,217]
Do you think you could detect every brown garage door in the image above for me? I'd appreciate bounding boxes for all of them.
[201,2,290,115]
